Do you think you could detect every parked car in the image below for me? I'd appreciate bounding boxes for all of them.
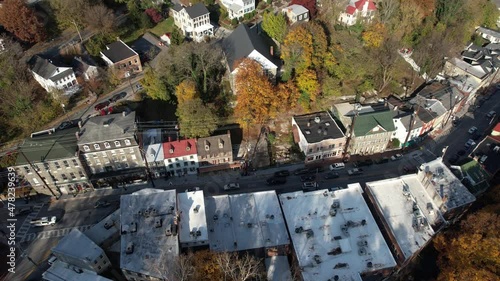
[109,92,127,103]
[347,168,363,176]
[487,110,497,118]
[302,182,319,191]
[274,170,290,177]
[94,101,110,111]
[464,139,476,150]
[300,175,316,182]
[329,163,345,171]
[30,216,57,226]
[374,158,389,164]
[94,200,111,208]
[468,126,478,134]
[57,121,76,130]
[391,154,403,161]
[223,183,240,191]
[293,168,310,175]
[324,172,340,179]
[186,187,200,192]
[15,206,33,216]
[266,176,287,185]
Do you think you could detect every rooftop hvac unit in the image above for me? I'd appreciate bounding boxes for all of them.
[126,242,134,254]
[130,222,137,233]
[196,230,201,237]
[155,217,162,228]
[104,220,114,230]
[165,223,172,236]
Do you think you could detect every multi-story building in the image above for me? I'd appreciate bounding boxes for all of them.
[163,139,199,176]
[77,112,146,188]
[332,103,396,155]
[120,189,179,281]
[12,126,92,196]
[220,0,255,19]
[279,184,397,281]
[178,190,209,248]
[100,40,142,79]
[28,55,79,94]
[196,132,234,173]
[292,111,346,162]
[338,0,377,26]
[43,261,113,281]
[172,3,214,42]
[387,96,425,148]
[51,228,111,274]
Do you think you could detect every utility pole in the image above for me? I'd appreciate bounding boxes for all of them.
[71,20,83,43]
[19,150,59,200]
[343,109,358,160]
[402,111,415,153]
[139,147,155,188]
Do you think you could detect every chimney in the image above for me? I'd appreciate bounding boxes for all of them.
[122,111,127,117]
[168,136,171,142]
[270,46,274,56]
[78,121,82,128]
[75,131,80,140]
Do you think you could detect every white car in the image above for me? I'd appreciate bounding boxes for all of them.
[30,216,56,226]
[223,183,240,191]
[391,154,403,161]
[468,126,478,134]
[329,163,345,170]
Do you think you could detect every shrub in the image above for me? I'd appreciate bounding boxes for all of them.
[145,8,163,24]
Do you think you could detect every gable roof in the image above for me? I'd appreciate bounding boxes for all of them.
[184,3,209,18]
[101,40,137,63]
[16,127,79,165]
[354,110,395,136]
[223,24,280,72]
[196,133,232,158]
[284,4,308,15]
[477,26,500,39]
[78,112,137,144]
[163,139,198,158]
[355,0,376,10]
[29,55,74,82]
[73,56,96,73]
[345,5,356,14]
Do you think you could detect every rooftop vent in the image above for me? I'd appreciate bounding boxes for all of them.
[130,222,137,233]
[305,129,311,135]
[219,138,224,148]
[323,129,328,136]
[196,230,201,237]
[126,242,134,254]
[155,217,162,228]
[314,116,321,123]
[104,220,114,230]
[165,223,172,236]
[193,205,200,213]
[325,122,330,126]
[205,140,210,151]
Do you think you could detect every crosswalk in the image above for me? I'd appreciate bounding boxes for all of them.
[23,224,94,242]
[16,204,44,242]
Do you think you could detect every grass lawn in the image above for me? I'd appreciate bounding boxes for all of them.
[149,17,175,37]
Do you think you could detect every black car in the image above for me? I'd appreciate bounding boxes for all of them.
[109,92,127,103]
[354,159,373,167]
[374,158,389,164]
[274,170,290,177]
[266,176,287,185]
[324,172,340,179]
[308,166,325,173]
[300,175,316,182]
[294,168,310,175]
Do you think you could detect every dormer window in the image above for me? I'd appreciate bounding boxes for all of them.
[218,139,224,149]
[83,145,90,152]
[124,139,131,146]
[114,141,121,147]
[104,142,111,149]
[94,144,100,150]
[204,140,210,151]
[169,145,174,154]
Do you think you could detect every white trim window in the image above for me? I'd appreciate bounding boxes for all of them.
[124,139,131,146]
[104,142,111,149]
[94,144,101,150]
[83,145,90,152]
[114,141,121,147]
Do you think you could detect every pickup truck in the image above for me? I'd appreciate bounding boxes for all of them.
[347,168,363,176]
[30,216,56,226]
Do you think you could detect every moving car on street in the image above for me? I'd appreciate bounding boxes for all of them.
[468,126,478,134]
[329,163,345,170]
[347,168,363,176]
[30,216,56,226]
[94,101,110,111]
[391,154,403,161]
[109,92,127,103]
[302,182,319,191]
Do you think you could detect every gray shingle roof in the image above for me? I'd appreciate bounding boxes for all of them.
[293,111,345,143]
[101,40,137,63]
[29,55,74,82]
[185,3,209,18]
[78,112,136,144]
[223,24,280,72]
[196,133,232,158]
[16,127,79,165]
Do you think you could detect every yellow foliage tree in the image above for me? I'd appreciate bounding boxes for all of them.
[277,80,300,109]
[175,79,199,105]
[296,69,319,100]
[234,59,279,125]
[362,23,386,48]
[281,25,313,75]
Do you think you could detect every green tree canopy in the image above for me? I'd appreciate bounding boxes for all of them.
[176,98,218,138]
[261,12,288,43]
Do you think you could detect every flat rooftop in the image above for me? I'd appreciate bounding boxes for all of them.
[85,209,121,247]
[52,228,104,261]
[418,158,476,213]
[42,261,112,281]
[120,189,179,279]
[178,190,209,245]
[366,175,443,260]
[279,184,396,281]
[205,191,290,252]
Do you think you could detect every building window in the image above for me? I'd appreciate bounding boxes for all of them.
[63,160,70,168]
[114,141,121,147]
[54,162,61,169]
[184,162,188,167]
[124,139,131,145]
[190,161,195,165]
[168,164,173,168]
[94,144,101,150]
[79,171,85,178]
[104,142,111,149]
[176,163,181,168]
[44,163,50,171]
[83,145,90,152]
[61,174,68,181]
[131,155,136,160]
[72,159,79,167]
[70,173,76,180]
[168,159,172,163]
[190,155,194,159]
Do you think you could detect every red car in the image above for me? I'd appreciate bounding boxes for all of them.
[94,101,110,111]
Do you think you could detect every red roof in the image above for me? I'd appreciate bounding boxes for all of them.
[346,5,356,15]
[163,139,197,158]
[355,0,376,11]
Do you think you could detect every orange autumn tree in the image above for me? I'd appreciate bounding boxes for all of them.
[233,59,281,126]
[281,25,313,76]
[175,79,199,104]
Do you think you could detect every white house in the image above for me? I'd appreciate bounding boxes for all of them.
[172,3,214,42]
[220,0,255,19]
[29,55,79,94]
[282,4,309,25]
[163,139,199,176]
[292,111,346,162]
[338,0,377,26]
[223,24,280,91]
[476,26,500,43]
